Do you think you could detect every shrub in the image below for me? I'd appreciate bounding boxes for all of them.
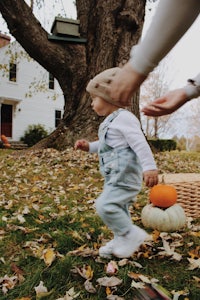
[20,124,48,147]
[148,139,177,152]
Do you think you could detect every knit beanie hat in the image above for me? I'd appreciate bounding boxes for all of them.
[86,67,124,107]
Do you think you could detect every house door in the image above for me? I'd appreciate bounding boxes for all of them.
[1,104,12,137]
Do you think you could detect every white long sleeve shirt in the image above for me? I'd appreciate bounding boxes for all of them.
[184,73,200,100]
[89,110,157,172]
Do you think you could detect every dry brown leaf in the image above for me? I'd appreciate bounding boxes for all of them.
[118,259,129,267]
[84,279,96,293]
[188,246,200,259]
[107,295,125,300]
[131,280,145,289]
[0,274,18,294]
[152,230,160,242]
[106,261,118,275]
[193,276,200,283]
[67,245,98,257]
[157,238,182,261]
[42,248,56,266]
[127,271,141,280]
[34,280,53,298]
[187,258,200,270]
[97,276,122,287]
[74,265,94,280]
[56,287,80,300]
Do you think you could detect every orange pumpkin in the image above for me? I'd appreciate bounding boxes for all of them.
[4,143,11,148]
[149,184,177,208]
[1,134,8,144]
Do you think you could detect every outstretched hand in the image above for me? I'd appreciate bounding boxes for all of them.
[74,139,89,152]
[141,88,188,117]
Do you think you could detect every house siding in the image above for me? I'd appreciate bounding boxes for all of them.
[0,40,64,141]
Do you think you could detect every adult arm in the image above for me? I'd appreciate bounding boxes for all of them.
[109,0,200,104]
[130,0,200,75]
[142,73,200,116]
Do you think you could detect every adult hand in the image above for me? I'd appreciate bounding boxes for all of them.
[107,62,147,106]
[141,88,188,116]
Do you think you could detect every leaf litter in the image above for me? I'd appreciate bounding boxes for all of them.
[0,148,200,299]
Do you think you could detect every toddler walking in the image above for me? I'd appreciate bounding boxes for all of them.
[75,67,158,258]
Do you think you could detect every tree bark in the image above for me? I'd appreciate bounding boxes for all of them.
[0,0,146,149]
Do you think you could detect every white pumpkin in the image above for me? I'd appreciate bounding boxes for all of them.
[141,203,186,232]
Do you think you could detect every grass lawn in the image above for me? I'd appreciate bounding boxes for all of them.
[0,148,200,299]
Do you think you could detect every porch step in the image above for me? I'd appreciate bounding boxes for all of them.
[9,141,29,150]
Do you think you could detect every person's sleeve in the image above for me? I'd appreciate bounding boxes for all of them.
[116,112,157,172]
[130,0,200,75]
[89,140,99,153]
[184,73,200,100]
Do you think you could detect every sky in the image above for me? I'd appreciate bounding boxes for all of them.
[0,0,77,36]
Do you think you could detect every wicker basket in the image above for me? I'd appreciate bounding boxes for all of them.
[159,173,200,219]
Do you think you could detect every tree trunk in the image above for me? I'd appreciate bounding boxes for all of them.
[0,0,146,149]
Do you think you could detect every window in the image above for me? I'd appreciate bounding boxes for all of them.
[55,110,62,127]
[9,63,17,82]
[49,73,54,89]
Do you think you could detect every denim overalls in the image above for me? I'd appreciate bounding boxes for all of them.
[95,109,143,236]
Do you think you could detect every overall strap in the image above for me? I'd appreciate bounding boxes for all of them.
[98,108,125,138]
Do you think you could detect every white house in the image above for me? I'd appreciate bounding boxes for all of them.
[0,33,64,142]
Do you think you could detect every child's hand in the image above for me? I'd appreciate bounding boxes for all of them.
[74,139,89,152]
[143,170,158,187]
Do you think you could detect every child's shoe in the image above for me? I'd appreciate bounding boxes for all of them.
[99,239,114,258]
[112,225,148,258]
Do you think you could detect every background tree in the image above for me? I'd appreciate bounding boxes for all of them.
[0,0,146,149]
[140,62,173,139]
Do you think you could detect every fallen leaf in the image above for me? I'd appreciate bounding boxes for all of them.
[188,246,200,259]
[131,279,145,289]
[67,245,98,257]
[152,230,160,242]
[0,274,18,294]
[84,279,96,293]
[187,258,200,270]
[11,263,25,283]
[75,265,93,280]
[192,276,200,283]
[171,289,189,300]
[42,248,56,266]
[118,259,129,267]
[157,239,182,261]
[56,287,80,300]
[105,286,113,297]
[34,281,48,294]
[128,272,141,280]
[97,276,122,287]
[130,261,143,268]
[106,261,118,275]
[107,295,125,300]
